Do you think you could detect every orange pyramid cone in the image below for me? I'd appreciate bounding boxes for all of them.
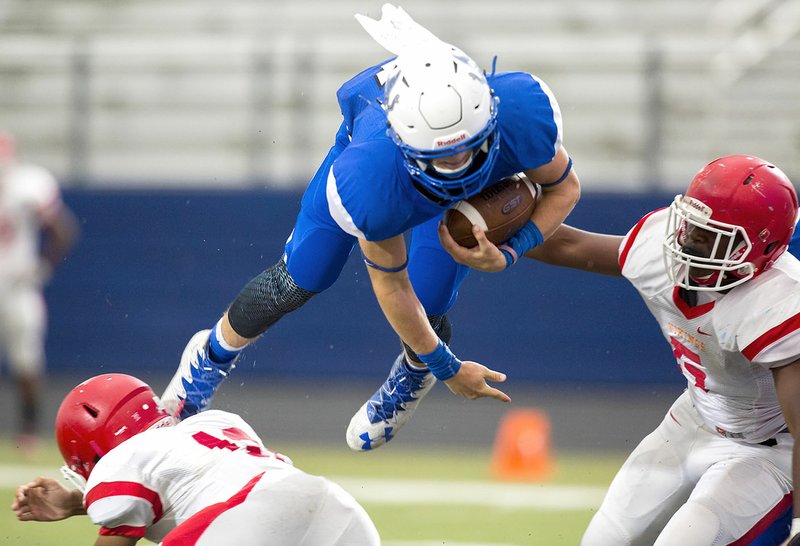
[490,408,554,481]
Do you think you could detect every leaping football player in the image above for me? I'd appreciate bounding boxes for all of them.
[160,3,581,451]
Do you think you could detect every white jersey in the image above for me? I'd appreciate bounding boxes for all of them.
[0,164,62,283]
[84,410,296,543]
[619,209,800,443]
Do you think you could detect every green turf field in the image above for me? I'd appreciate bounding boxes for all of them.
[0,439,624,545]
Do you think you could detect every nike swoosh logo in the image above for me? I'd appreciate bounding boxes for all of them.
[696,327,712,336]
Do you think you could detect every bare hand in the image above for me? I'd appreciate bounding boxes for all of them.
[443,360,511,402]
[438,222,507,272]
[11,477,82,522]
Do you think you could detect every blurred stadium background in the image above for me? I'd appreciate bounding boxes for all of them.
[1,1,799,544]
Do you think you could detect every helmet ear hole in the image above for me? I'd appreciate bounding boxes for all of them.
[56,374,172,481]
[764,241,779,255]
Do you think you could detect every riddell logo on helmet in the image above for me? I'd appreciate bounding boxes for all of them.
[435,134,467,148]
[683,197,712,220]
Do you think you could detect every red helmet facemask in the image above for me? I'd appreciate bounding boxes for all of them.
[55,374,174,482]
[663,155,798,292]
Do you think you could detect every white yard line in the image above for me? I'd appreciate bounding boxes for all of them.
[332,476,605,510]
[384,542,519,546]
[0,464,56,484]
[0,465,606,510]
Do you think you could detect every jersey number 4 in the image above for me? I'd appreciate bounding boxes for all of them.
[670,337,709,392]
[192,428,288,462]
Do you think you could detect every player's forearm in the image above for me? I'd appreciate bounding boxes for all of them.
[772,363,800,522]
[66,489,87,517]
[529,173,580,240]
[525,224,624,276]
[367,269,439,355]
[41,207,80,268]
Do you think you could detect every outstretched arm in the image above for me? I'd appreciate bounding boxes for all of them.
[360,235,510,402]
[526,224,624,276]
[772,361,800,545]
[12,477,85,522]
[442,222,624,277]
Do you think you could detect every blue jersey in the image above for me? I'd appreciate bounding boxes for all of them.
[790,221,800,258]
[302,60,563,242]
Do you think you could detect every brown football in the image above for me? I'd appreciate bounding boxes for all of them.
[444,173,540,248]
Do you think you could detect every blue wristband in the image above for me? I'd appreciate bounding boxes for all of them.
[417,340,462,381]
[499,220,544,270]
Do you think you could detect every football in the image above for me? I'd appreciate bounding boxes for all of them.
[444,173,540,247]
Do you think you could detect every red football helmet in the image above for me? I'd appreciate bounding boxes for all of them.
[56,374,174,480]
[664,155,798,291]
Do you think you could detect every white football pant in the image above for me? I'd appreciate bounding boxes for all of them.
[582,391,792,546]
[160,470,380,545]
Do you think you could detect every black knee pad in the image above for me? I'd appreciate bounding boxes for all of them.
[228,260,316,339]
[403,314,453,364]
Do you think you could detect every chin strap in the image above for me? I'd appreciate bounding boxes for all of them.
[60,465,87,494]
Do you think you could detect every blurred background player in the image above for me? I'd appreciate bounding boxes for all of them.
[442,154,800,545]
[161,3,581,451]
[0,131,79,449]
[11,373,380,546]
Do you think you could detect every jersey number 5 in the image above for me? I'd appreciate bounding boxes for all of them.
[670,337,709,392]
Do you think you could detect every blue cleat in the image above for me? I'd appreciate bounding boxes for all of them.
[346,353,436,451]
[160,329,237,420]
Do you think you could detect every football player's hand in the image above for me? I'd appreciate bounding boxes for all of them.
[11,477,83,521]
[443,360,511,402]
[438,222,507,272]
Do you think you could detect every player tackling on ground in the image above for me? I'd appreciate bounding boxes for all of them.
[11,373,380,545]
[441,154,800,545]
